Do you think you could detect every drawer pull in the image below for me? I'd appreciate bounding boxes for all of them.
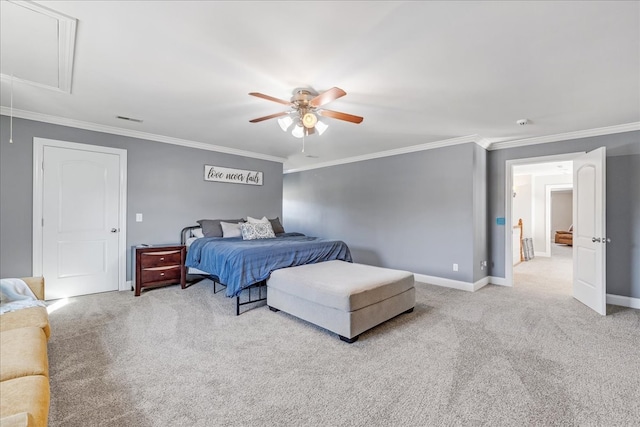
[160,272,165,276]
[160,257,165,261]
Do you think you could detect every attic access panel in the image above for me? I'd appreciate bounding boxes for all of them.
[0,0,77,93]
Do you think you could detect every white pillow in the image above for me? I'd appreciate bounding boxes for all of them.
[220,221,243,238]
[192,228,204,238]
[241,222,275,240]
[247,216,269,224]
[186,237,198,248]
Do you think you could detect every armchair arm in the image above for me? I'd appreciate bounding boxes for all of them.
[20,277,45,301]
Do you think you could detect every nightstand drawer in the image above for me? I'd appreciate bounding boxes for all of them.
[141,265,182,283]
[134,244,186,296]
[140,250,182,268]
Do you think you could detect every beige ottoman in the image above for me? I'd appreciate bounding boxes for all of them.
[267,260,415,343]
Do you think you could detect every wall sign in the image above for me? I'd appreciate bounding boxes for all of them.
[204,165,263,186]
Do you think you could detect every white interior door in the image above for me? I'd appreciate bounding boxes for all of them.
[573,147,606,315]
[41,145,121,300]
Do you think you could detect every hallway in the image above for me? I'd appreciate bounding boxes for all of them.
[513,243,572,296]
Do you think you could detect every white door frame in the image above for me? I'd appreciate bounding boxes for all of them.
[544,184,573,257]
[32,138,128,292]
[504,152,583,287]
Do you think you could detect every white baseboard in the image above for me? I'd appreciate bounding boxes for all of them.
[606,294,640,309]
[413,273,490,292]
[413,274,638,309]
[489,276,510,287]
[123,280,132,292]
[473,276,491,291]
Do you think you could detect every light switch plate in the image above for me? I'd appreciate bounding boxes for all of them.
[136,213,143,222]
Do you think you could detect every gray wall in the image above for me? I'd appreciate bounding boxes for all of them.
[0,116,283,280]
[283,143,484,284]
[488,131,640,298]
[551,191,573,240]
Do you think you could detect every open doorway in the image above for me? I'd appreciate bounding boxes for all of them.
[508,158,576,295]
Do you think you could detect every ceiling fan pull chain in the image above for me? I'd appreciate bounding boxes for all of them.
[9,74,14,144]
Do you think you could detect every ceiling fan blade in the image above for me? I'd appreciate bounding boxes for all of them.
[318,109,364,124]
[249,92,292,106]
[249,111,289,123]
[309,87,347,108]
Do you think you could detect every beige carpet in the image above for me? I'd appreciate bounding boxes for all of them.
[47,255,640,426]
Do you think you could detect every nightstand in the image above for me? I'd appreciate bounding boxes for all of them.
[134,244,186,296]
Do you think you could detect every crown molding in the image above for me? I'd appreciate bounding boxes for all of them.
[487,122,640,151]
[284,134,482,174]
[0,107,287,163]
[476,137,492,149]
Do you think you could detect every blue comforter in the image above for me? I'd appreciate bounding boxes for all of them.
[185,233,352,297]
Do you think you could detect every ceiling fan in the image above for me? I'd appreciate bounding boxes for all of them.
[248,87,363,138]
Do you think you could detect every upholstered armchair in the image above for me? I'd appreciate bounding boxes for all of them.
[554,226,573,246]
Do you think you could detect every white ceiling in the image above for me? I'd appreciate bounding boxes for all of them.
[1,1,638,171]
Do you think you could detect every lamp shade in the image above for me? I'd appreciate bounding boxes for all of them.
[315,120,328,135]
[291,124,304,138]
[302,112,318,129]
[278,116,293,132]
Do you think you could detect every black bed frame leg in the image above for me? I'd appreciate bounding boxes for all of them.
[339,335,359,344]
[234,280,268,316]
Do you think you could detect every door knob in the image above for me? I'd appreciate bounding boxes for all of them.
[592,237,601,243]
[111,228,118,233]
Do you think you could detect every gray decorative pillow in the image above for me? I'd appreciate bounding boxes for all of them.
[269,217,285,234]
[246,216,269,224]
[197,219,245,238]
[220,221,242,238]
[241,222,276,240]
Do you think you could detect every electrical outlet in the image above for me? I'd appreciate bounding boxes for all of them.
[136,213,143,222]
[453,263,458,272]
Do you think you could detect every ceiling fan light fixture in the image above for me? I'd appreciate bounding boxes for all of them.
[315,120,328,135]
[302,112,318,129]
[291,124,304,138]
[278,115,293,132]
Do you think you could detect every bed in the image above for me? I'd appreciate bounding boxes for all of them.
[181,225,352,314]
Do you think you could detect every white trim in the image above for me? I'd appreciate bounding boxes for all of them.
[476,138,492,150]
[505,152,583,289]
[414,273,490,292]
[284,135,481,173]
[473,276,491,291]
[488,122,640,151]
[32,138,129,293]
[125,280,133,292]
[0,0,77,93]
[4,108,637,171]
[606,294,640,310]
[412,276,640,309]
[1,107,286,164]
[489,276,510,287]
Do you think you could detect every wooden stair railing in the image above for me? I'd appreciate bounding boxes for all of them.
[513,218,524,262]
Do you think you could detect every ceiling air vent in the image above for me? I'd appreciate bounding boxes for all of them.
[116,116,143,123]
